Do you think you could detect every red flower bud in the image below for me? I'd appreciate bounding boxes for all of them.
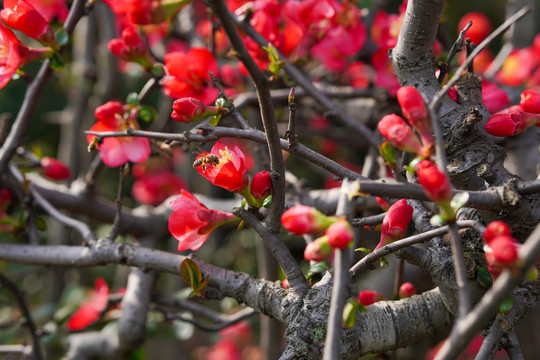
[281,279,290,289]
[483,221,512,245]
[326,218,354,249]
[398,282,416,298]
[122,27,142,48]
[484,235,519,279]
[374,199,413,251]
[378,114,425,155]
[108,39,130,58]
[376,197,390,211]
[358,290,385,306]
[41,157,71,180]
[304,236,332,261]
[520,89,540,114]
[281,205,334,235]
[250,171,272,200]
[397,86,433,147]
[415,160,453,204]
[94,101,124,127]
[171,97,215,123]
[485,110,540,137]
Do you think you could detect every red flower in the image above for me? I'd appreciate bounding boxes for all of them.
[358,290,385,306]
[195,142,249,192]
[482,80,510,113]
[132,171,188,205]
[281,205,335,235]
[520,89,540,114]
[304,237,332,261]
[378,114,425,155]
[458,12,492,45]
[485,109,540,137]
[31,0,68,23]
[397,86,433,148]
[398,282,416,299]
[86,101,151,168]
[168,189,237,252]
[374,199,413,251]
[162,47,219,104]
[483,221,512,245]
[103,0,188,25]
[250,171,272,200]
[326,218,354,249]
[0,23,23,89]
[67,278,124,331]
[171,97,218,123]
[41,157,71,181]
[0,0,56,45]
[415,160,452,204]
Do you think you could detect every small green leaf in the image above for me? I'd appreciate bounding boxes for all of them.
[180,258,202,293]
[306,261,329,280]
[342,300,358,328]
[525,266,539,281]
[215,98,226,108]
[476,267,493,289]
[355,247,372,254]
[237,220,245,231]
[406,157,424,174]
[55,28,69,46]
[499,296,514,315]
[357,303,368,313]
[151,64,165,77]
[34,217,47,231]
[450,192,469,213]
[208,114,221,127]
[138,105,157,123]
[126,93,139,106]
[430,214,446,226]
[379,257,389,268]
[49,52,64,71]
[263,195,272,208]
[379,141,396,165]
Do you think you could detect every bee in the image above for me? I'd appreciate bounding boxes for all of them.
[193,154,220,170]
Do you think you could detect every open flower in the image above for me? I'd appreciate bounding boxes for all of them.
[0,0,57,45]
[168,189,238,252]
[194,142,249,193]
[86,101,151,168]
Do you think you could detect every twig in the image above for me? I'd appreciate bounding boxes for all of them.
[0,271,44,360]
[475,317,505,360]
[323,179,353,360]
[434,222,540,360]
[107,164,127,241]
[137,77,160,103]
[349,220,479,278]
[439,21,473,82]
[448,221,471,319]
[208,71,250,129]
[504,330,524,360]
[233,207,309,292]
[284,87,298,149]
[156,306,255,331]
[352,212,386,227]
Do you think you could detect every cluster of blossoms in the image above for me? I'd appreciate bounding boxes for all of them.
[378,86,433,159]
[281,205,354,261]
[485,89,540,137]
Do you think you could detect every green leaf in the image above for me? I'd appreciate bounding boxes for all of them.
[34,217,47,231]
[49,52,64,71]
[126,92,139,106]
[263,195,272,208]
[55,28,69,46]
[306,261,329,280]
[342,300,358,328]
[237,220,245,231]
[499,296,514,315]
[179,258,202,293]
[355,247,372,254]
[379,257,389,268]
[357,303,368,313]
[151,64,165,77]
[450,192,469,213]
[379,141,396,165]
[476,267,493,289]
[430,214,446,226]
[208,114,221,127]
[215,98,226,108]
[138,105,157,123]
[406,157,424,174]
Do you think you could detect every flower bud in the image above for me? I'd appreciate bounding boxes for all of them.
[304,236,332,261]
[326,218,354,249]
[250,171,272,200]
[376,197,390,211]
[487,235,519,266]
[483,221,512,245]
[374,199,413,251]
[485,110,540,137]
[281,279,290,289]
[358,290,385,306]
[281,205,335,235]
[482,80,510,113]
[520,89,540,114]
[41,157,71,181]
[378,114,425,155]
[122,27,142,48]
[171,97,216,123]
[95,101,124,127]
[415,160,452,204]
[397,86,433,147]
[398,282,416,299]
[108,39,130,58]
